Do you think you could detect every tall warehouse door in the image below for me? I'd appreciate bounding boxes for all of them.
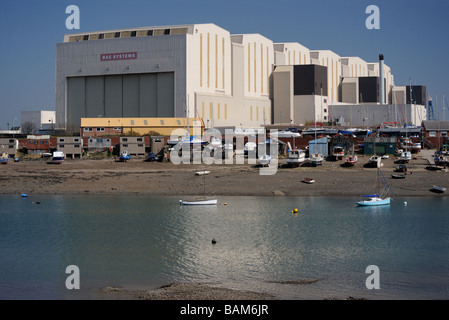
[104,75,122,117]
[67,72,175,132]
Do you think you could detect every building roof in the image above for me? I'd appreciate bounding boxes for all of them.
[81,117,203,128]
[421,120,449,131]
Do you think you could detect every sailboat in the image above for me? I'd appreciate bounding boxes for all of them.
[180,169,218,205]
[356,167,393,206]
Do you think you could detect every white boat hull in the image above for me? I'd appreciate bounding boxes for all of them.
[180,199,218,205]
[195,171,211,176]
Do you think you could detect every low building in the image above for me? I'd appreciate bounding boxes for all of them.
[0,138,18,156]
[309,137,329,156]
[57,137,83,159]
[23,135,51,155]
[119,137,145,156]
[421,120,449,149]
[330,134,354,155]
[88,137,113,151]
[363,137,397,155]
[80,117,204,137]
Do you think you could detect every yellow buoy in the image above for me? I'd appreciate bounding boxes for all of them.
[224,202,227,206]
[293,208,298,213]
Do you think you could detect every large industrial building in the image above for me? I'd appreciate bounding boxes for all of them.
[56,23,427,134]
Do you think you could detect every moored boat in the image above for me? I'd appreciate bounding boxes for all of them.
[179,198,218,205]
[430,185,446,194]
[119,150,131,162]
[356,195,391,206]
[302,177,315,184]
[50,151,64,164]
[308,153,323,166]
[286,149,306,167]
[345,155,358,166]
[356,166,393,207]
[195,170,210,176]
[391,174,406,179]
[400,151,412,163]
[332,145,345,160]
[0,152,8,164]
[258,154,271,167]
[369,155,381,168]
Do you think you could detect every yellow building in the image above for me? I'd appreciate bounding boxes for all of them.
[80,117,204,137]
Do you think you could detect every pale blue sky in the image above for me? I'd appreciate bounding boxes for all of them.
[1,0,448,128]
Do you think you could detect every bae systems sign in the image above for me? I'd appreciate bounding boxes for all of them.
[100,52,138,61]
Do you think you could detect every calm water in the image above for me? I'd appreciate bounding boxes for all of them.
[0,194,448,300]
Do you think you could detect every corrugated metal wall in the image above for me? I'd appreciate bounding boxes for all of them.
[67,72,174,130]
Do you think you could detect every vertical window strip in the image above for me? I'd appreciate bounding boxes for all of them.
[250,106,253,121]
[222,37,225,90]
[215,34,218,89]
[202,102,205,118]
[331,59,335,101]
[256,106,259,121]
[336,61,338,101]
[248,43,251,92]
[207,33,210,88]
[254,42,257,93]
[217,103,221,120]
[261,44,264,94]
[200,34,203,87]
[266,46,269,95]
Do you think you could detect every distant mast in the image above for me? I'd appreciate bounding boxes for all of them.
[379,54,385,105]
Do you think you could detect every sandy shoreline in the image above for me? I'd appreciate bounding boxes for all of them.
[1,153,447,198]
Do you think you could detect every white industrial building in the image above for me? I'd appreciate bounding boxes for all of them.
[21,111,56,134]
[56,23,424,133]
[56,23,274,133]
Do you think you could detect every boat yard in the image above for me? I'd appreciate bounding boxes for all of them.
[0,149,446,198]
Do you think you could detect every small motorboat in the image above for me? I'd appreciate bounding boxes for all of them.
[332,145,345,160]
[302,177,315,184]
[119,150,131,162]
[179,198,218,205]
[430,186,446,194]
[144,153,156,162]
[286,149,306,167]
[50,151,64,164]
[345,155,358,166]
[195,170,211,176]
[391,174,406,179]
[0,152,8,164]
[258,154,271,167]
[369,155,381,168]
[395,164,407,173]
[308,153,323,166]
[400,151,412,163]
